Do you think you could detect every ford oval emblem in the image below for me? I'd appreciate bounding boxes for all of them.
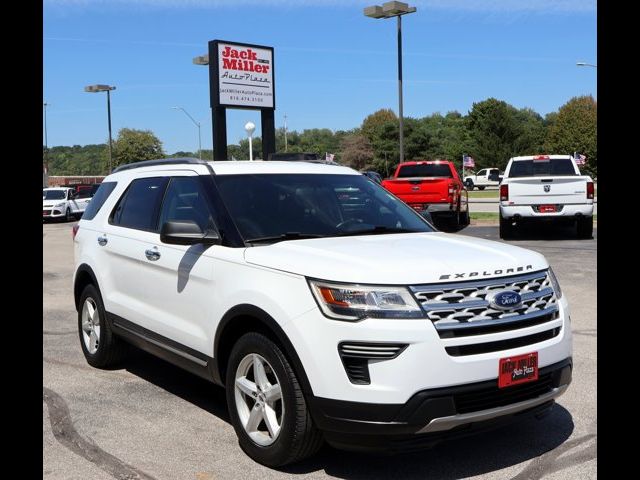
[487,290,522,310]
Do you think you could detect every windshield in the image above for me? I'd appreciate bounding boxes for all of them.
[43,190,66,200]
[397,164,452,178]
[508,159,577,177]
[215,174,434,242]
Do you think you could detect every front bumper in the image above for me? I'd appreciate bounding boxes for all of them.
[43,208,66,218]
[500,203,593,219]
[308,358,571,452]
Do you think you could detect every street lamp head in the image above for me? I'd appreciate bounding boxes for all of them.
[193,54,209,66]
[364,2,416,18]
[245,122,256,137]
[576,62,597,68]
[364,5,385,18]
[85,84,116,93]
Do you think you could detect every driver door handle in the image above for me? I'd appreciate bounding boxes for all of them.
[145,247,161,261]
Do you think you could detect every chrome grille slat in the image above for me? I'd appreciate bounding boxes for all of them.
[411,270,559,343]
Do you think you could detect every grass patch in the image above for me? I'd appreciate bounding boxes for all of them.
[470,212,499,221]
[468,189,498,198]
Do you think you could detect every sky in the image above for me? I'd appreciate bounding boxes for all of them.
[43,0,597,154]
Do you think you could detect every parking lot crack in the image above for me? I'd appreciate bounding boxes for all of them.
[43,387,157,480]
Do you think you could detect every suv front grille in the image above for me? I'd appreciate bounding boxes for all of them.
[410,270,561,356]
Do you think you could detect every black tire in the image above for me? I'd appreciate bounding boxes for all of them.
[478,186,486,191]
[576,217,593,239]
[65,207,73,222]
[499,215,514,239]
[226,332,323,467]
[461,209,470,227]
[78,284,128,368]
[465,179,474,190]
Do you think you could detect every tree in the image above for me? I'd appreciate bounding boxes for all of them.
[113,128,164,168]
[513,107,546,155]
[361,109,397,142]
[544,95,597,176]
[467,98,523,170]
[340,134,373,170]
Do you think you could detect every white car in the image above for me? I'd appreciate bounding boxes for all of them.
[73,158,572,467]
[463,168,502,190]
[43,187,91,221]
[499,155,594,239]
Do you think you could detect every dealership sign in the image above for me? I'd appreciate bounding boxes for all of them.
[212,40,275,109]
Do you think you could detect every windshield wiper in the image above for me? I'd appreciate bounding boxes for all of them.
[246,232,325,244]
[336,226,423,237]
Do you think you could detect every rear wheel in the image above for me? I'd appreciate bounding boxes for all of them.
[78,284,128,368]
[478,186,486,191]
[226,332,323,467]
[499,214,514,239]
[576,217,593,239]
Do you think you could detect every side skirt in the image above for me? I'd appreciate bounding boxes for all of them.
[107,312,222,385]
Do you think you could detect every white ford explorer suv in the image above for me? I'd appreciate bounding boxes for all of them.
[73,158,572,467]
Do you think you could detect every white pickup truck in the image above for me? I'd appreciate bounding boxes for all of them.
[499,155,594,239]
[463,168,502,190]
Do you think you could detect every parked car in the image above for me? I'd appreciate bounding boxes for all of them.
[499,155,594,239]
[463,168,503,190]
[381,160,469,229]
[43,187,90,222]
[360,170,382,184]
[73,158,572,467]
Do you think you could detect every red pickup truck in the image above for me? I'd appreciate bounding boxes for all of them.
[381,160,469,229]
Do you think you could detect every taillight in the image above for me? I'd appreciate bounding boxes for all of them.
[72,224,79,240]
[500,184,509,201]
[586,181,594,199]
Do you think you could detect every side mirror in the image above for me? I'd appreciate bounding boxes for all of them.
[160,220,220,245]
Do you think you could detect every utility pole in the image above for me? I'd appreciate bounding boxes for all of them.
[284,114,288,152]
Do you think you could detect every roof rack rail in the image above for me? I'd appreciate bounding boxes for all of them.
[112,157,207,173]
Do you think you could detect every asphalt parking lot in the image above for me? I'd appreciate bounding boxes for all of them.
[44,220,596,480]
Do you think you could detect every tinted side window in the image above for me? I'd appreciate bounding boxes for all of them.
[82,182,118,221]
[111,177,168,231]
[158,177,214,232]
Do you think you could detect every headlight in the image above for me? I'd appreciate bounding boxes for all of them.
[54,202,66,208]
[308,279,423,321]
[548,267,563,299]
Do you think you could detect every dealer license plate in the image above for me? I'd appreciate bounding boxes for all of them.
[498,352,538,388]
[539,204,556,213]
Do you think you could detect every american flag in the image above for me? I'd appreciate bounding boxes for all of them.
[463,154,475,168]
[573,153,587,165]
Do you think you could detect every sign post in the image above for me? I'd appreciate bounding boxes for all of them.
[208,40,276,161]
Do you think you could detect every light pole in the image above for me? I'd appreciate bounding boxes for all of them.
[43,102,49,186]
[364,1,417,164]
[284,114,288,152]
[245,121,256,161]
[84,84,116,173]
[172,106,202,160]
[576,62,597,68]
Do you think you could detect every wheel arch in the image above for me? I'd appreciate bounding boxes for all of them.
[74,264,100,311]
[213,304,314,397]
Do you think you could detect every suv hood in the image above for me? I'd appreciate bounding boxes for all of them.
[244,232,547,285]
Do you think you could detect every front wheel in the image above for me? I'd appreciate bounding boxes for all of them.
[465,179,474,190]
[65,207,73,222]
[226,332,323,467]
